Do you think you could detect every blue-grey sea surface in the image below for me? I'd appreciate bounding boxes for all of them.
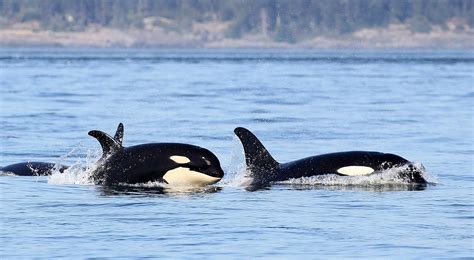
[0,48,473,258]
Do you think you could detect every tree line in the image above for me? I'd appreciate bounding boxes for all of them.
[0,0,472,42]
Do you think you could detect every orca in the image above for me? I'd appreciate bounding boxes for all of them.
[234,127,427,187]
[0,162,67,176]
[89,123,224,186]
[0,123,125,176]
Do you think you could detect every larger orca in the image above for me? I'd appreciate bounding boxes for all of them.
[89,123,224,186]
[234,127,427,187]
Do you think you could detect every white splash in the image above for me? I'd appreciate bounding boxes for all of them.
[219,136,254,187]
[48,146,101,185]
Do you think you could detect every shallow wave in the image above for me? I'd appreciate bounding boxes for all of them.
[0,172,16,176]
[1,55,472,65]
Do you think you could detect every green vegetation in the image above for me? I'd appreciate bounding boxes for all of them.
[0,0,472,42]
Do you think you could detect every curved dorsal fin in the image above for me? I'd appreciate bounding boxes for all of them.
[88,130,122,158]
[114,123,124,145]
[234,127,279,171]
[234,127,280,188]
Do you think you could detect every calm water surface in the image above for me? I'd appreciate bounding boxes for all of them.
[0,48,473,258]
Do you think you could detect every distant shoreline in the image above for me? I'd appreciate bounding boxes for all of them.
[1,22,473,49]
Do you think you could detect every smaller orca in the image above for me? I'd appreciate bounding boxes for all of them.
[0,123,125,176]
[234,127,428,187]
[89,123,224,186]
[0,162,67,176]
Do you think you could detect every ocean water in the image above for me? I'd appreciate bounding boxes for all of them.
[0,48,473,258]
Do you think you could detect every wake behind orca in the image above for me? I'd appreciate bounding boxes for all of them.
[234,127,428,188]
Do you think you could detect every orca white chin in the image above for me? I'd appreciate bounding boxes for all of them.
[163,167,221,186]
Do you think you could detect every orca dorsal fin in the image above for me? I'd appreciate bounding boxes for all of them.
[88,130,122,158]
[234,127,279,174]
[114,123,124,145]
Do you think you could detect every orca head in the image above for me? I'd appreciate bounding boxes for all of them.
[164,146,224,186]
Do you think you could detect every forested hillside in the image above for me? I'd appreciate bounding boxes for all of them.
[0,0,472,47]
[1,0,472,42]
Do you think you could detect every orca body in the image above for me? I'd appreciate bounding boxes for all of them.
[0,162,67,176]
[89,123,224,186]
[234,127,427,187]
